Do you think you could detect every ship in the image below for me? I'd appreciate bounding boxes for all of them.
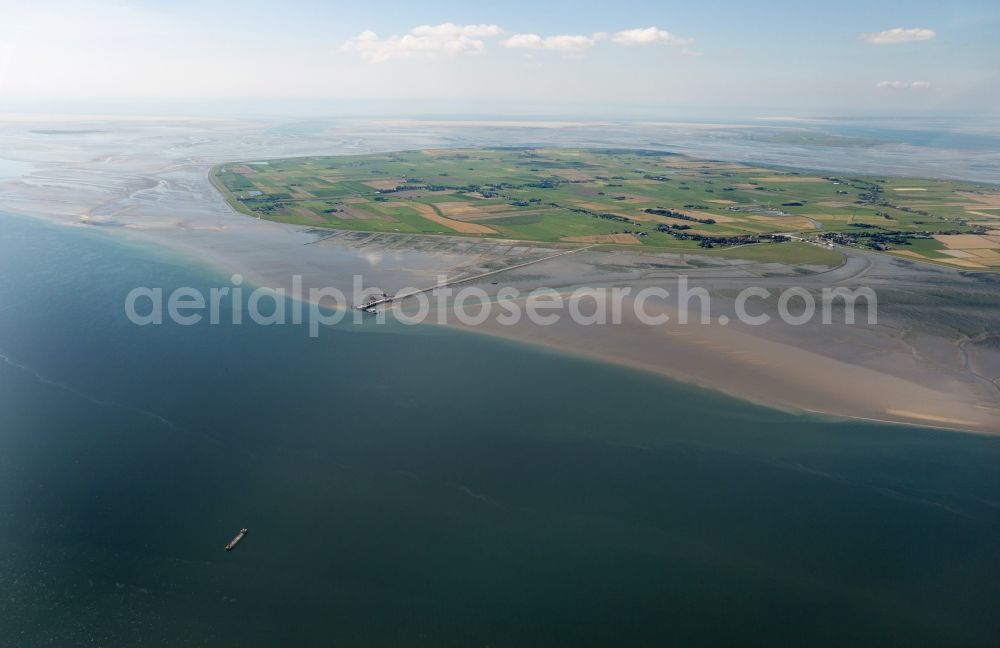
[225,528,248,551]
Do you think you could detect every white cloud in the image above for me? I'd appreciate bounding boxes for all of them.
[344,23,698,62]
[542,35,598,52]
[877,80,932,89]
[502,33,597,53]
[343,23,503,63]
[410,23,503,38]
[502,34,544,49]
[612,27,692,46]
[862,28,936,44]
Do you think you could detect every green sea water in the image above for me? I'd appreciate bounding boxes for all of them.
[0,213,998,647]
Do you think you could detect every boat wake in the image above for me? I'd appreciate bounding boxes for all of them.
[0,349,188,436]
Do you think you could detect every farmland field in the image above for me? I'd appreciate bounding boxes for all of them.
[212,148,1000,268]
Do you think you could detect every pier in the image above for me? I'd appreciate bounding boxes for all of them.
[356,244,593,312]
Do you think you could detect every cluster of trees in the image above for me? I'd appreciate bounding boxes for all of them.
[243,194,286,214]
[687,233,788,248]
[523,179,560,189]
[856,182,884,205]
[644,208,716,225]
[819,229,965,250]
[378,184,423,194]
[568,206,633,224]
[654,223,788,247]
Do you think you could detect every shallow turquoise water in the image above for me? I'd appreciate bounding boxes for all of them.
[0,213,998,646]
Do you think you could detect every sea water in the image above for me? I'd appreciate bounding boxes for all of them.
[0,213,998,646]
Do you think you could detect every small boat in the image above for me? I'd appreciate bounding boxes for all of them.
[225,528,248,552]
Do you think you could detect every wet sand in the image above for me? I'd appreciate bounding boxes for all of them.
[430,245,1000,432]
[444,294,1000,433]
[1,116,998,433]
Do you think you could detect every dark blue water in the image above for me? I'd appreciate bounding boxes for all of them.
[1,213,998,646]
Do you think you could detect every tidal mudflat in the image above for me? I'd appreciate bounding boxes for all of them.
[2,211,1000,646]
[0,117,998,431]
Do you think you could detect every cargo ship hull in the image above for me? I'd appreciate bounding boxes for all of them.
[225,528,248,551]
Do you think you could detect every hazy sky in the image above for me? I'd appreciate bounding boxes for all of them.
[0,0,997,117]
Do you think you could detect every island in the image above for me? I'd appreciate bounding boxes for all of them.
[212,148,1000,270]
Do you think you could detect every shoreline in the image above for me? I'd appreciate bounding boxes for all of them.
[1,118,997,435]
[434,311,1000,436]
[3,208,997,435]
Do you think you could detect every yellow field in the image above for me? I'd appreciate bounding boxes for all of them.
[406,203,497,234]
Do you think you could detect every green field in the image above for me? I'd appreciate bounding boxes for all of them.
[212,148,1000,267]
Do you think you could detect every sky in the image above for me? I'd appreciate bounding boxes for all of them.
[0,0,997,118]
